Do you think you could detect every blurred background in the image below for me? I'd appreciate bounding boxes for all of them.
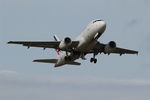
[0,0,150,100]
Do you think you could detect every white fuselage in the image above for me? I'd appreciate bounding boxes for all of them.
[75,20,106,50]
[55,20,106,67]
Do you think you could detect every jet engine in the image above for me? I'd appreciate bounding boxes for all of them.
[104,41,116,53]
[59,37,72,50]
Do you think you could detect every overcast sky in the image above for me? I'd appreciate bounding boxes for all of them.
[0,0,150,100]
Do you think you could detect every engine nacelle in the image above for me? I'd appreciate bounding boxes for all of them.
[59,37,72,50]
[104,41,116,53]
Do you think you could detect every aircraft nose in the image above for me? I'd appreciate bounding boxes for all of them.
[98,20,106,33]
[100,20,106,29]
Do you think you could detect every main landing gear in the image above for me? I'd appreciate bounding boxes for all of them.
[90,53,97,64]
[90,58,97,63]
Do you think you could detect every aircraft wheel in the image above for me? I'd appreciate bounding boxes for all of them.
[94,59,97,63]
[90,58,94,62]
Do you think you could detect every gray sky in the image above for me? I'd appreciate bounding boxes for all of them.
[0,0,150,100]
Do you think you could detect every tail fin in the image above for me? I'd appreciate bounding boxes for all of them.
[53,34,64,57]
[53,35,60,41]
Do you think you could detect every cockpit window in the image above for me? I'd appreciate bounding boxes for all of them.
[93,20,102,23]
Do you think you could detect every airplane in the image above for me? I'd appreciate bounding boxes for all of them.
[8,19,138,67]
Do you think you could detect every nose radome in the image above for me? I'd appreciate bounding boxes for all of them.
[100,20,106,28]
[98,20,106,33]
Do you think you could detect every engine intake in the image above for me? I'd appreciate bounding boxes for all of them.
[64,37,71,44]
[104,41,116,53]
[59,37,72,50]
[109,41,116,48]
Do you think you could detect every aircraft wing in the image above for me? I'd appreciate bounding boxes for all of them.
[92,42,138,55]
[109,47,138,54]
[8,41,79,49]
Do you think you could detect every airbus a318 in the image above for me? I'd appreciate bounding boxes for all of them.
[8,19,138,67]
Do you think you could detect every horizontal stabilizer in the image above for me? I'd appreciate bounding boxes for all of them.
[33,59,57,63]
[33,59,81,66]
[66,61,81,65]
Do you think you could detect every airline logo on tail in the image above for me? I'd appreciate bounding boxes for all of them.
[53,35,62,56]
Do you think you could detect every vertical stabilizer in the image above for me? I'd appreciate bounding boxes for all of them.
[53,35,60,41]
[53,34,65,57]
